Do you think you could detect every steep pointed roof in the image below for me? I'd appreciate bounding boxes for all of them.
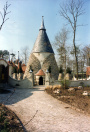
[32,17,54,53]
[40,16,46,30]
[35,69,45,76]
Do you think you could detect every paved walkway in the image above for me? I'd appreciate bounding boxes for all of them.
[0,86,90,132]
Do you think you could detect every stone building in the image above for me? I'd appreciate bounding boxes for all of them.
[24,17,59,85]
[86,66,90,79]
[8,59,26,80]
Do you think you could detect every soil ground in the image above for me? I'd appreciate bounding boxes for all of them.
[0,89,24,132]
[45,86,90,114]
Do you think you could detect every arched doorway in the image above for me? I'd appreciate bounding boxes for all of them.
[39,76,43,85]
[0,65,8,83]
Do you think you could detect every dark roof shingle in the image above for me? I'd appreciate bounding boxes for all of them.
[32,18,54,53]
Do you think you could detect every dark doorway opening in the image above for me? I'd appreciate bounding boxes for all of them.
[0,65,8,83]
[39,76,43,85]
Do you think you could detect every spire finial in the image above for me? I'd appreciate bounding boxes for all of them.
[9,53,10,62]
[18,51,19,61]
[42,16,44,20]
[40,16,46,30]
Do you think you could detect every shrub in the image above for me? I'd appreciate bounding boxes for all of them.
[13,67,17,73]
[4,119,9,130]
[0,109,5,122]
[80,82,84,87]
[18,66,23,73]
[60,79,70,89]
[66,67,72,74]
[59,65,63,73]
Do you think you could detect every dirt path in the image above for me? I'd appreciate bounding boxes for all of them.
[0,86,90,132]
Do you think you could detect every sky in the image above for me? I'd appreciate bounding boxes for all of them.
[0,0,90,58]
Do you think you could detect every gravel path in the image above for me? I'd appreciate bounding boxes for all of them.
[0,86,90,132]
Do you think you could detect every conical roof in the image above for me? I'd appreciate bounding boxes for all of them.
[32,17,54,53]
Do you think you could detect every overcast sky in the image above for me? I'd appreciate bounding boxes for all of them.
[0,0,90,57]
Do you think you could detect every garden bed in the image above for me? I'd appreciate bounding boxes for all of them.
[45,86,90,114]
[0,103,24,132]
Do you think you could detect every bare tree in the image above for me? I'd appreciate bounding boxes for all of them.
[0,50,9,61]
[53,27,69,75]
[78,49,86,79]
[83,45,90,66]
[20,46,30,65]
[0,1,11,30]
[59,0,85,80]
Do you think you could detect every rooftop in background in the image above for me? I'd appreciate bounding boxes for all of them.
[86,66,90,76]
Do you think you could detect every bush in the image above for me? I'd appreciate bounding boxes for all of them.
[80,82,84,87]
[59,65,63,73]
[60,79,70,89]
[66,67,72,74]
[13,67,17,73]
[18,66,23,73]
[0,109,9,132]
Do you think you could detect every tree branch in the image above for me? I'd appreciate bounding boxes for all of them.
[59,0,85,80]
[0,12,3,19]
[0,1,11,30]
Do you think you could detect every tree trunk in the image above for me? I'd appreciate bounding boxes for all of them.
[64,53,66,75]
[73,29,78,80]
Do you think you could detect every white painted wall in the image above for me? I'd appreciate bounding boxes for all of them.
[0,59,8,67]
[69,80,90,87]
[49,80,90,87]
[8,75,33,88]
[9,65,13,77]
